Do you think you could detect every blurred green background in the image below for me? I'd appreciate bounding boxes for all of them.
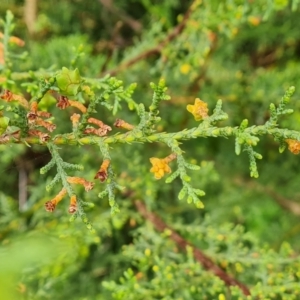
[1,0,300,299]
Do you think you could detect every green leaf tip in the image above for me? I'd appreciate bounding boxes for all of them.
[6,10,14,22]
[240,119,248,129]
[288,86,295,94]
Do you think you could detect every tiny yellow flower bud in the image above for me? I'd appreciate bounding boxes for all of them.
[149,153,176,179]
[286,139,300,154]
[187,98,209,121]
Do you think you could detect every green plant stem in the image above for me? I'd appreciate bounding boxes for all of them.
[47,143,74,197]
[5,125,300,146]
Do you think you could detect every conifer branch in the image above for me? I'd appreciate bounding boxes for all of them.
[134,200,251,296]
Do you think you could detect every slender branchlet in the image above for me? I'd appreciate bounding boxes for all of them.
[163,139,205,208]
[96,138,121,214]
[43,142,94,230]
[0,11,25,70]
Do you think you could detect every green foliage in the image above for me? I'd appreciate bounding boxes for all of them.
[1,1,300,299]
[103,222,300,299]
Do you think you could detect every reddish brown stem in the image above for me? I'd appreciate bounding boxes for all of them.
[99,0,142,33]
[134,200,251,296]
[102,1,196,76]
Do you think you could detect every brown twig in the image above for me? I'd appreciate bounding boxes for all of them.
[233,177,300,216]
[24,0,37,36]
[98,0,142,33]
[134,200,251,296]
[101,1,196,76]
